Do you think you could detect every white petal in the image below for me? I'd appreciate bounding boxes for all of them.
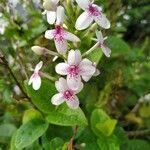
[75,11,93,30]
[55,77,69,92]
[51,0,59,5]
[55,63,69,75]
[93,69,100,76]
[79,59,96,76]
[82,75,92,82]
[35,61,43,72]
[32,75,41,90]
[28,74,34,85]
[45,30,55,39]
[64,31,80,42]
[75,0,90,10]
[74,82,84,94]
[94,14,110,29]
[46,11,56,24]
[96,30,104,43]
[66,95,79,109]
[68,49,82,65]
[51,93,64,105]
[56,6,65,25]
[67,75,82,91]
[101,45,111,57]
[54,39,67,55]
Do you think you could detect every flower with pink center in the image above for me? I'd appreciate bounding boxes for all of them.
[55,50,96,90]
[75,0,110,30]
[51,77,83,109]
[96,30,111,57]
[43,0,60,24]
[45,6,80,55]
[28,61,43,90]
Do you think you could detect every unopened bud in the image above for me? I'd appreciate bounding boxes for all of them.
[31,46,45,55]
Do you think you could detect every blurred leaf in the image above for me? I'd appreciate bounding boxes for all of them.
[22,108,43,124]
[46,104,88,126]
[122,139,150,150]
[106,36,131,57]
[91,109,117,137]
[97,134,120,150]
[139,104,150,118]
[15,119,49,149]
[24,79,56,114]
[49,137,64,150]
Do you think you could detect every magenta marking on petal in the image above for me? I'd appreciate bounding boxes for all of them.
[32,72,39,79]
[54,25,65,42]
[88,4,101,17]
[68,65,80,77]
[63,90,74,100]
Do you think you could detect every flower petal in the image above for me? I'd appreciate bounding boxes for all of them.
[45,30,55,39]
[56,6,65,25]
[35,61,43,72]
[46,11,56,24]
[54,39,67,54]
[28,74,34,85]
[75,11,93,30]
[55,77,69,92]
[55,63,69,75]
[68,49,82,65]
[66,95,79,109]
[101,45,111,57]
[96,30,104,43]
[67,75,82,91]
[94,13,110,29]
[93,69,100,76]
[51,0,59,5]
[75,0,90,10]
[79,59,95,76]
[51,93,64,105]
[82,75,92,82]
[32,75,41,90]
[74,82,84,94]
[64,31,80,42]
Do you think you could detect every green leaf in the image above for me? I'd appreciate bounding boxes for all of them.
[46,104,88,126]
[96,119,117,136]
[91,109,117,137]
[15,119,49,149]
[49,137,64,150]
[106,36,131,57]
[24,79,56,114]
[122,139,150,150]
[97,134,120,150]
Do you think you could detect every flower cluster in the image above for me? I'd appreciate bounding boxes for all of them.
[29,0,111,109]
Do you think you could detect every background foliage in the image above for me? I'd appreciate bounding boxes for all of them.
[0,0,150,149]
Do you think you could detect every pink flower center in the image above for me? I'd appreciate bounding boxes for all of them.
[63,90,74,100]
[88,4,100,16]
[68,65,80,77]
[54,25,64,42]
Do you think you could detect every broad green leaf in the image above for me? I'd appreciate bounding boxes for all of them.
[46,104,88,126]
[15,119,49,149]
[22,108,43,124]
[49,137,64,150]
[96,119,117,136]
[10,132,20,150]
[91,109,117,137]
[24,79,56,114]
[106,36,131,57]
[97,134,120,150]
[122,139,150,150]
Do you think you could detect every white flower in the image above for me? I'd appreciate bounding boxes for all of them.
[51,77,83,109]
[43,0,60,24]
[28,61,43,90]
[96,31,111,57]
[75,0,110,30]
[55,50,96,90]
[45,6,80,55]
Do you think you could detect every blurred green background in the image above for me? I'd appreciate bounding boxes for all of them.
[0,0,150,150]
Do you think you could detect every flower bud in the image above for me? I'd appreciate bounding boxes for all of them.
[31,46,45,55]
